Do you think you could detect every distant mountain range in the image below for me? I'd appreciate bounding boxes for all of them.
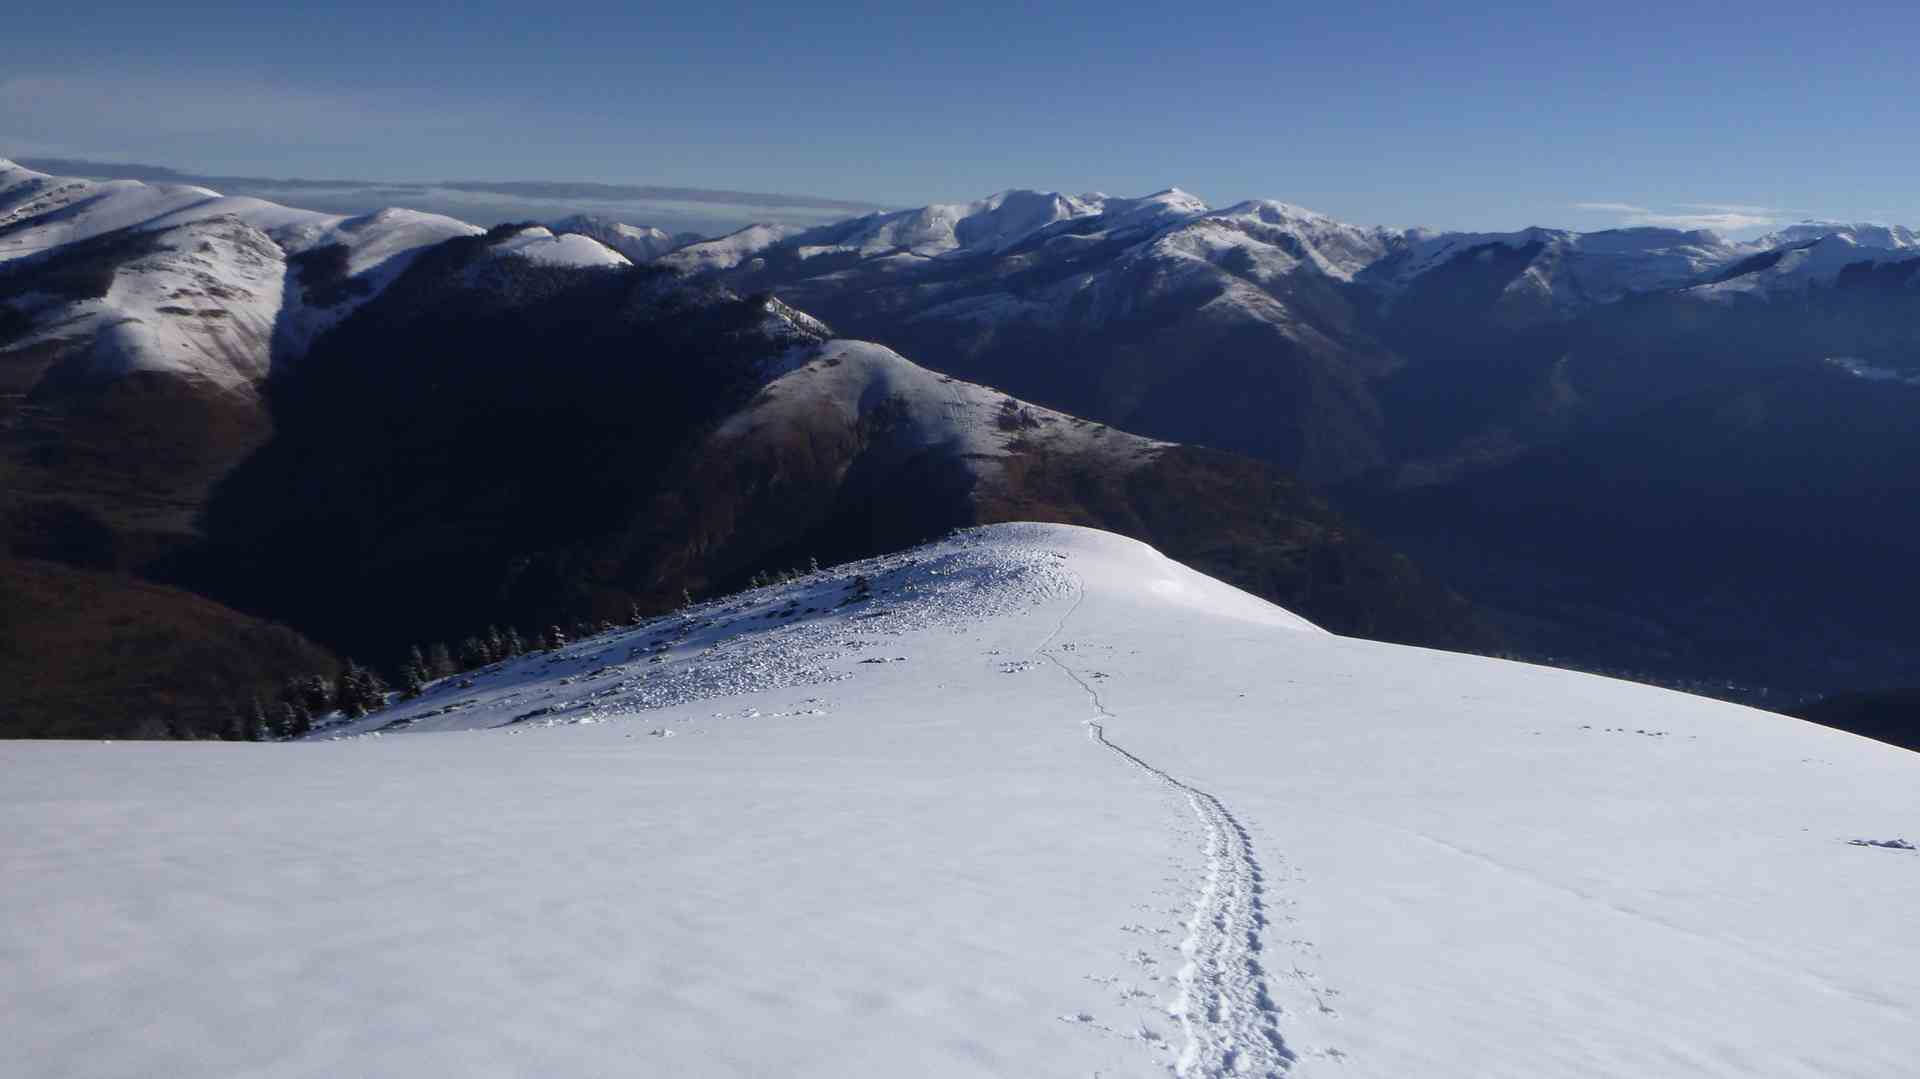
[659,187,1920,704]
[9,156,886,237]
[6,155,1918,739]
[0,160,1485,738]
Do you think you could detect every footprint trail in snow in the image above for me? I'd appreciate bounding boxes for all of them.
[1041,574,1317,1078]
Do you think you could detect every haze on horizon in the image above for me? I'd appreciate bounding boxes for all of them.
[5,0,1918,238]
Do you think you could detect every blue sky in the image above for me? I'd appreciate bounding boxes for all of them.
[5,0,1916,234]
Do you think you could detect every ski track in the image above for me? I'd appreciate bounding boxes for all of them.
[1039,573,1306,1078]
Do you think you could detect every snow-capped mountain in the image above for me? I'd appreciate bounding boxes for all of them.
[547,213,688,262]
[0,160,1487,739]
[1765,220,1920,251]
[651,184,1920,701]
[6,523,1914,1077]
[1685,230,1920,299]
[1371,225,1745,313]
[0,158,484,389]
[9,153,1920,732]
[655,221,805,273]
[0,161,676,392]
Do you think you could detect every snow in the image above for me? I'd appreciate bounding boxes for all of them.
[0,162,228,262]
[484,226,631,268]
[548,214,680,262]
[656,222,802,273]
[1766,221,1920,250]
[1379,226,1742,304]
[1198,200,1407,281]
[3,216,288,390]
[0,160,482,383]
[715,340,1171,479]
[777,189,1110,261]
[1691,231,1920,298]
[4,522,1915,1078]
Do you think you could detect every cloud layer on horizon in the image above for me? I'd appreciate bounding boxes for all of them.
[1570,200,1792,235]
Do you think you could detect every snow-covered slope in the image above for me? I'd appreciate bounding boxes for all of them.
[1765,221,1920,251]
[1688,230,1920,299]
[547,213,682,262]
[0,158,481,388]
[482,225,630,268]
[656,222,804,273]
[791,188,1112,259]
[1373,225,1744,309]
[5,523,1913,1078]
[718,339,1171,479]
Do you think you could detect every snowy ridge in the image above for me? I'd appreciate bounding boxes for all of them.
[715,339,1172,481]
[786,188,1112,260]
[1765,221,1920,250]
[3,522,1917,1076]
[323,528,1078,737]
[483,226,631,269]
[656,222,803,273]
[547,214,682,262]
[1375,225,1744,306]
[0,159,482,386]
[1689,230,1920,299]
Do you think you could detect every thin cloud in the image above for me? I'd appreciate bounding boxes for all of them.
[1675,201,1795,216]
[1628,211,1778,232]
[1573,199,1781,234]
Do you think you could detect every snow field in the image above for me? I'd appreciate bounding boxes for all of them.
[3,523,1916,1078]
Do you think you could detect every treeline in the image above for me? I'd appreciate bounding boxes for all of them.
[217,606,670,741]
[217,553,843,742]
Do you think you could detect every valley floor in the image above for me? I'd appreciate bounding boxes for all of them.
[3,525,1915,1077]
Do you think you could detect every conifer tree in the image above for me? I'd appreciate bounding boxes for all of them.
[428,642,455,678]
[544,624,567,651]
[486,626,508,662]
[628,602,645,627]
[282,700,311,740]
[459,636,488,670]
[506,627,525,656]
[338,659,388,717]
[249,696,274,741]
[402,646,429,697]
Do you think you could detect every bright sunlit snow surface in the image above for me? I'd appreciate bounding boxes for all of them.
[5,524,1916,1078]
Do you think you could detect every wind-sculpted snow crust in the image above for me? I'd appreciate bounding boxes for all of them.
[323,525,1079,737]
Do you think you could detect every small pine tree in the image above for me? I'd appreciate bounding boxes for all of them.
[226,702,249,742]
[459,636,489,670]
[290,673,334,715]
[681,587,693,609]
[628,602,645,627]
[340,660,366,717]
[281,700,311,740]
[808,554,820,574]
[428,642,456,678]
[506,627,525,656]
[249,696,274,742]
[338,660,388,717]
[402,646,429,697]
[544,624,567,651]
